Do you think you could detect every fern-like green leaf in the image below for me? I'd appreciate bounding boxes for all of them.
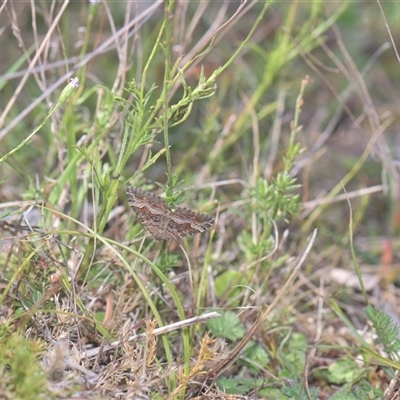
[365,305,400,353]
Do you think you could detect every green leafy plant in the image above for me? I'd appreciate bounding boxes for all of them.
[207,311,246,341]
[326,357,361,385]
[0,332,47,399]
[217,376,269,396]
[237,341,270,373]
[281,382,320,399]
[329,379,384,400]
[365,304,400,354]
[2,1,396,399]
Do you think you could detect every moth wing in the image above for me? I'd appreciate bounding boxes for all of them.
[126,186,171,241]
[166,207,214,239]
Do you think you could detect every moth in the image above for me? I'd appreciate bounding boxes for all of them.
[126,186,214,241]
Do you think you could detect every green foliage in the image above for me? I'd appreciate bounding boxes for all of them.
[0,322,13,342]
[214,270,247,305]
[236,73,305,263]
[237,341,270,373]
[327,357,360,385]
[365,304,400,353]
[206,311,246,341]
[0,332,48,399]
[0,79,79,167]
[217,376,269,396]
[279,332,308,379]
[281,382,319,399]
[155,252,181,274]
[157,175,187,210]
[238,171,301,262]
[238,229,276,262]
[330,393,359,400]
[329,379,384,400]
[1,0,394,398]
[251,174,300,221]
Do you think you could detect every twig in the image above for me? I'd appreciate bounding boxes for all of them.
[83,312,220,359]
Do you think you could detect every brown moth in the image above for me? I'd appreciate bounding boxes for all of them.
[126,186,214,241]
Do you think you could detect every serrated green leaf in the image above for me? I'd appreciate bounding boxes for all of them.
[238,341,270,372]
[327,357,359,385]
[206,311,246,341]
[217,377,269,395]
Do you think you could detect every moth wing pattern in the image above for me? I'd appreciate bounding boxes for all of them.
[167,206,215,239]
[126,186,171,241]
[126,186,214,241]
